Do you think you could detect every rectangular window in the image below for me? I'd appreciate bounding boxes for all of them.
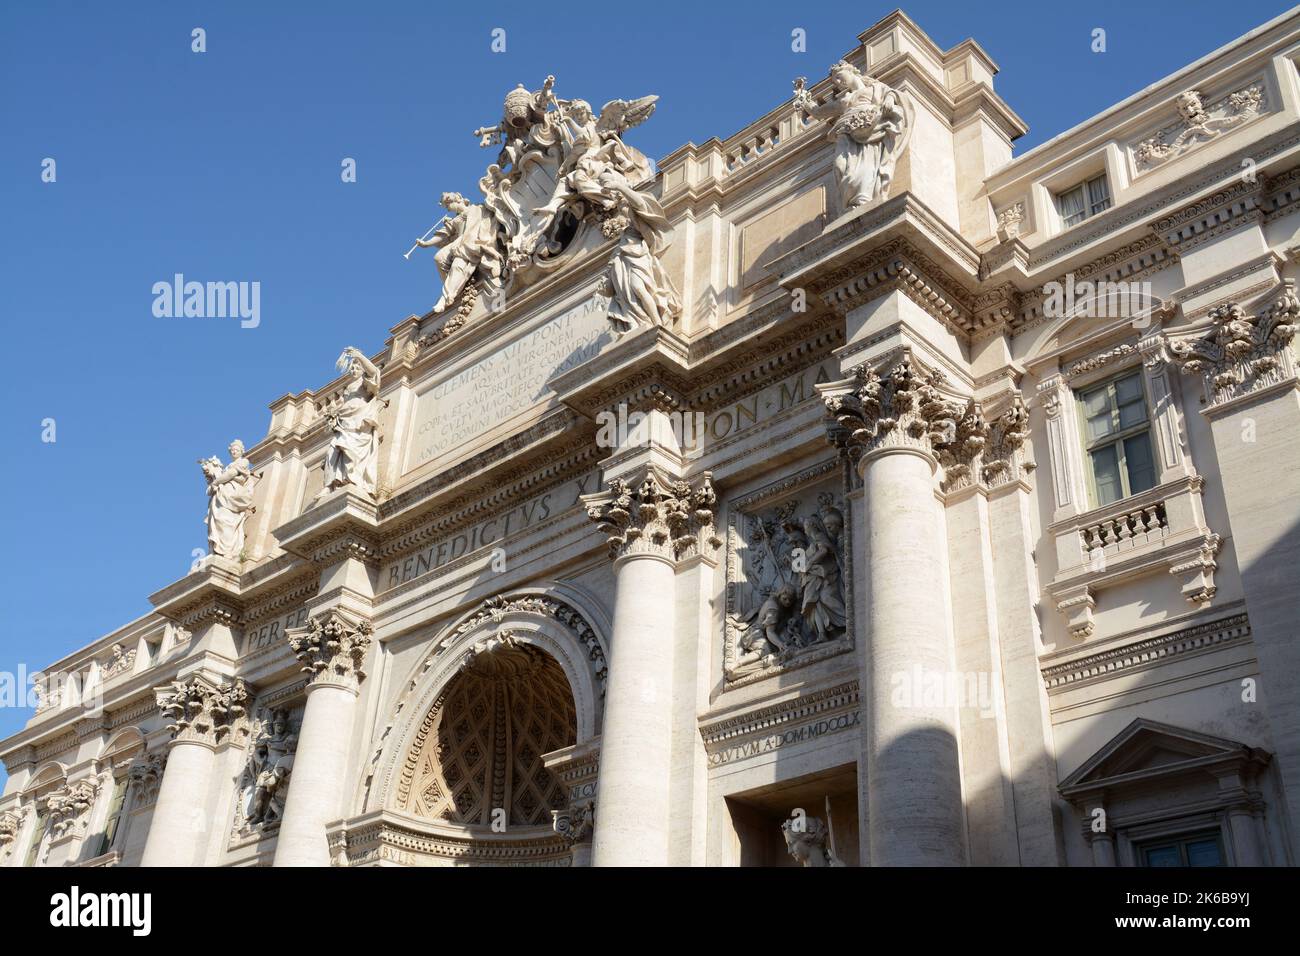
[1138,831,1225,867]
[23,809,47,867]
[1057,174,1111,227]
[95,774,130,857]
[1078,369,1156,507]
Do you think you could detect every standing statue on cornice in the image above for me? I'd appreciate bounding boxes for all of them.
[794,61,912,211]
[413,191,505,315]
[317,346,381,500]
[199,439,257,560]
[550,154,680,331]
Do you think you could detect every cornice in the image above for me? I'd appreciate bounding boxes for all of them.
[699,680,860,752]
[1040,610,1251,691]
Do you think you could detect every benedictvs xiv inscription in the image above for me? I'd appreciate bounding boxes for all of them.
[382,472,599,590]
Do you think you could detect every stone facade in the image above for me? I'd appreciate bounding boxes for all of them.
[4,9,1300,868]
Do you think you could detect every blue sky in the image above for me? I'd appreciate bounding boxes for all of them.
[0,0,1288,770]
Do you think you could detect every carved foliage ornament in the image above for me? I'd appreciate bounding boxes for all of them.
[288,609,373,691]
[45,778,102,839]
[1165,286,1299,407]
[128,752,167,807]
[821,358,1031,491]
[1134,84,1266,171]
[0,808,27,849]
[583,470,721,563]
[157,675,250,746]
[552,799,594,847]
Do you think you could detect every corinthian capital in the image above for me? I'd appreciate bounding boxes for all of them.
[1165,286,1299,409]
[288,608,373,692]
[582,469,721,563]
[157,675,250,747]
[0,808,27,850]
[819,357,962,464]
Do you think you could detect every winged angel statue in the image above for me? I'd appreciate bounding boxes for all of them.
[409,77,680,331]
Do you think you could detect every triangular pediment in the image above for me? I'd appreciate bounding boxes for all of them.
[1059,719,1265,793]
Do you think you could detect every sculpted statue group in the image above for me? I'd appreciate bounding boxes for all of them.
[727,492,849,678]
[410,76,681,332]
[235,708,299,832]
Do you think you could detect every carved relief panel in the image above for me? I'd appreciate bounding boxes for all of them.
[724,463,853,686]
[230,703,303,837]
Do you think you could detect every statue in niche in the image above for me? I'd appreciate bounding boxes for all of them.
[793,61,911,211]
[726,491,848,679]
[318,347,381,500]
[413,191,505,315]
[199,439,258,560]
[238,708,299,830]
[781,806,845,867]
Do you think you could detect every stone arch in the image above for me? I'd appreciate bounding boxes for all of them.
[96,727,145,773]
[23,761,66,797]
[366,583,609,818]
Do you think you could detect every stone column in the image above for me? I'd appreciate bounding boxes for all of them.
[140,675,249,867]
[582,468,719,866]
[821,355,966,866]
[272,608,372,867]
[1164,290,1300,859]
[1089,832,1117,867]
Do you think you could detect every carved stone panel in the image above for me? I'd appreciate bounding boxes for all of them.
[230,704,303,837]
[724,464,852,685]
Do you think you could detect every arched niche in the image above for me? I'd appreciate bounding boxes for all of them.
[366,584,609,821]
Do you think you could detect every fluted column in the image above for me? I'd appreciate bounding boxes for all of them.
[821,356,966,865]
[140,675,249,867]
[582,468,719,866]
[272,608,372,867]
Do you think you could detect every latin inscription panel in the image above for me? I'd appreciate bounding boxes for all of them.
[403,294,611,474]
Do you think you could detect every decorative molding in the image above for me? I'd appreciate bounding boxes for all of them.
[1164,284,1299,410]
[1132,83,1266,172]
[45,777,102,839]
[127,752,167,807]
[1042,612,1251,691]
[700,680,860,766]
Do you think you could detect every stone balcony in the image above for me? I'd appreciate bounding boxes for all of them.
[1045,474,1221,640]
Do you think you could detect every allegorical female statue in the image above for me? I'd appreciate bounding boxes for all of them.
[414,191,505,314]
[794,61,911,211]
[319,346,381,499]
[799,514,847,643]
[199,439,257,559]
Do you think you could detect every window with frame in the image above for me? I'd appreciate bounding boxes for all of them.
[94,774,130,857]
[1137,830,1225,867]
[1078,369,1156,507]
[1056,173,1112,228]
[22,808,47,867]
